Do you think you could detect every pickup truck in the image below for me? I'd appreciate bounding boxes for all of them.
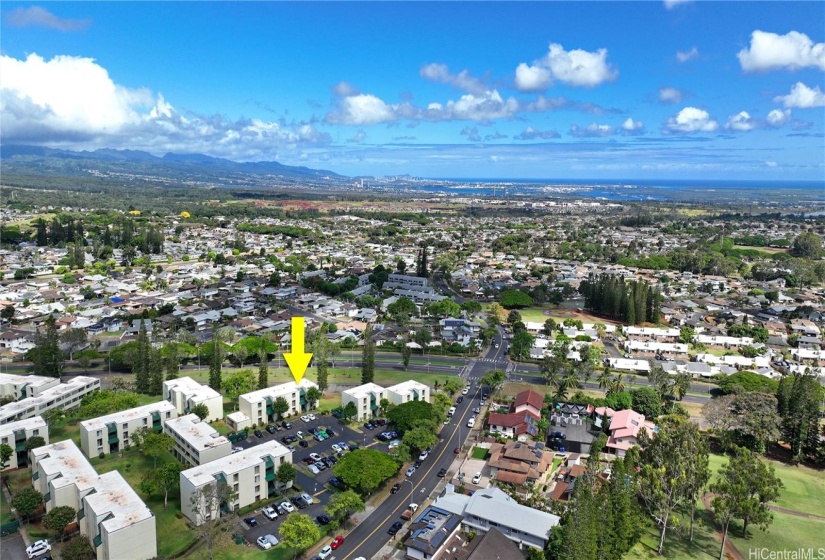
[401,503,419,520]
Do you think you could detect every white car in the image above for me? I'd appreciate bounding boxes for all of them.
[309,452,323,461]
[256,534,279,549]
[308,464,320,475]
[472,472,482,485]
[467,417,476,428]
[262,506,278,520]
[26,540,51,559]
[280,500,295,513]
[300,415,311,423]
[331,443,342,453]
[338,441,349,451]
[462,387,469,395]
[388,439,401,449]
[418,450,429,461]
[318,545,333,559]
[296,431,304,439]
[300,492,313,505]
[405,466,416,477]
[232,446,243,454]
[307,413,316,421]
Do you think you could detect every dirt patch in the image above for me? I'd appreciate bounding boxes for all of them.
[701,493,746,560]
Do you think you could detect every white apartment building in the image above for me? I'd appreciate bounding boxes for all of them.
[695,335,755,349]
[163,376,223,422]
[386,380,431,406]
[0,373,60,400]
[0,416,48,471]
[341,380,431,421]
[165,413,231,467]
[623,326,680,342]
[0,376,100,425]
[341,383,387,421]
[79,401,177,458]
[238,379,319,427]
[623,340,689,358]
[385,273,429,290]
[180,440,292,525]
[30,440,157,560]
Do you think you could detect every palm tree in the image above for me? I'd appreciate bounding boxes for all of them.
[674,371,691,402]
[608,372,626,396]
[597,368,612,391]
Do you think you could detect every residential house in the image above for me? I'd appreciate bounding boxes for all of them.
[403,505,463,560]
[487,440,554,488]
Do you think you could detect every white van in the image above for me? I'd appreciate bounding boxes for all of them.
[448,406,456,417]
[467,417,476,428]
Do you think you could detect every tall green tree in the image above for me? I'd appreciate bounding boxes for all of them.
[11,488,43,521]
[31,316,63,378]
[61,536,94,560]
[324,489,365,521]
[305,387,322,409]
[208,329,223,392]
[361,327,375,384]
[711,446,783,559]
[0,443,12,470]
[314,324,330,392]
[140,431,173,468]
[148,344,164,396]
[134,320,151,393]
[223,369,256,410]
[60,328,88,361]
[637,416,705,554]
[479,370,506,400]
[777,374,824,463]
[401,342,411,369]
[257,339,269,390]
[24,436,46,453]
[189,483,237,560]
[272,396,290,420]
[43,505,76,541]
[140,461,183,509]
[332,449,398,495]
[276,462,297,491]
[279,513,321,560]
[191,403,210,421]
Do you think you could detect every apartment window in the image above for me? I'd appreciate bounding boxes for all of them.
[122,423,128,430]
[33,429,39,436]
[97,430,102,436]
[255,494,260,502]
[1,437,6,445]
[143,418,148,426]
[233,474,239,482]
[254,466,260,473]
[255,475,260,483]
[97,439,103,448]
[166,412,171,419]
[255,485,260,494]
[234,483,239,492]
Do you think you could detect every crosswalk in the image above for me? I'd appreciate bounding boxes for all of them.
[477,358,507,363]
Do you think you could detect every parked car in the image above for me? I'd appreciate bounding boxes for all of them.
[405,466,416,477]
[472,472,482,485]
[254,429,264,438]
[243,517,258,527]
[388,439,401,449]
[300,415,311,423]
[338,442,349,451]
[310,452,323,462]
[462,387,469,395]
[326,427,335,436]
[330,536,345,549]
[316,514,331,525]
[26,540,51,559]
[391,483,400,494]
[552,431,567,440]
[318,546,333,559]
[262,506,278,520]
[388,521,404,535]
[308,464,320,475]
[331,443,342,453]
[473,407,481,414]
[418,449,429,461]
[456,396,464,403]
[266,425,277,434]
[302,457,316,465]
[414,459,422,469]
[299,439,309,447]
[279,500,295,513]
[257,534,278,549]
[363,421,375,430]
[376,418,387,426]
[308,413,317,421]
[315,461,327,471]
[232,446,243,454]
[291,496,308,509]
[437,468,447,477]
[329,476,347,489]
[300,492,313,505]
[467,417,476,428]
[453,446,461,454]
[326,455,338,465]
[281,421,292,429]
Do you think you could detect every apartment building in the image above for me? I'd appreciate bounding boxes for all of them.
[0,376,100,425]
[623,340,689,359]
[0,373,60,400]
[79,401,177,458]
[163,376,223,422]
[238,379,319,427]
[623,327,680,342]
[341,383,387,421]
[30,440,157,560]
[385,273,429,290]
[164,413,231,467]
[180,440,293,525]
[386,380,431,406]
[0,416,47,471]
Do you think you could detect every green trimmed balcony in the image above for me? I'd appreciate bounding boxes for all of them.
[32,471,39,481]
[93,534,102,548]
[77,508,85,521]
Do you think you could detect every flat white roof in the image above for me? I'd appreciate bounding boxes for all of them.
[1,376,100,420]
[80,400,177,431]
[386,380,429,394]
[0,373,58,390]
[182,440,291,488]
[0,415,46,437]
[342,383,385,399]
[31,440,98,494]
[165,414,228,451]
[164,376,221,402]
[84,471,154,533]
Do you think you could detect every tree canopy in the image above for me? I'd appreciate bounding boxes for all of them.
[332,449,398,495]
[387,400,440,433]
[499,289,533,309]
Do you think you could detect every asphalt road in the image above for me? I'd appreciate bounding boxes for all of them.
[336,336,506,560]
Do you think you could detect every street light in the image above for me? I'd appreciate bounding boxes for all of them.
[403,479,414,511]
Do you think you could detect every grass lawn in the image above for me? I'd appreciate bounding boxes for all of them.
[5,468,32,496]
[626,504,721,560]
[186,540,293,560]
[728,511,824,556]
[0,484,12,524]
[470,447,490,460]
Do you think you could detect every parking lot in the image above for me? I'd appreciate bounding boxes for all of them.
[230,414,365,547]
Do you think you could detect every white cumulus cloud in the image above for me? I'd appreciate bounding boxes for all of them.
[773,81,825,108]
[738,30,825,72]
[621,118,645,135]
[514,43,618,91]
[766,108,792,127]
[5,6,91,31]
[676,47,699,62]
[326,93,398,125]
[420,63,487,94]
[665,107,719,133]
[513,126,560,140]
[659,87,684,104]
[725,111,757,132]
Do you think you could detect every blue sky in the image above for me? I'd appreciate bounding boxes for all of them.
[1,1,824,181]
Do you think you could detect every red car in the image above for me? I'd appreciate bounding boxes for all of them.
[453,447,461,454]
[330,535,345,550]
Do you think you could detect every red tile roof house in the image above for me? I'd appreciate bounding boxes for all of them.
[601,408,657,457]
[487,390,544,441]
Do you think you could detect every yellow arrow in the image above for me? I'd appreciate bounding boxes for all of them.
[284,317,312,384]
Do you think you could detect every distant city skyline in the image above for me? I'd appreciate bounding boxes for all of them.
[1,1,824,180]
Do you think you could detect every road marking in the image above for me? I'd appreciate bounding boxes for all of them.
[340,386,481,560]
